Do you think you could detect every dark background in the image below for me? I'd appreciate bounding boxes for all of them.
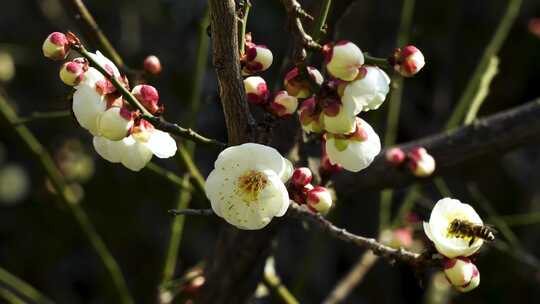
[1,0,540,303]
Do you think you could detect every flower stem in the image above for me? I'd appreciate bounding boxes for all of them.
[263,272,300,304]
[0,266,55,304]
[0,94,134,304]
[364,54,390,69]
[238,0,251,56]
[12,110,70,125]
[67,0,125,69]
[71,43,226,148]
[311,0,332,43]
[445,0,522,129]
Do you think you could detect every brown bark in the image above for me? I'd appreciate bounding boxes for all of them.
[199,1,273,303]
[334,99,540,192]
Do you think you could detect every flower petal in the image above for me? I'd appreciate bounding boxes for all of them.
[73,85,106,135]
[146,130,177,158]
[93,136,124,163]
[120,138,153,171]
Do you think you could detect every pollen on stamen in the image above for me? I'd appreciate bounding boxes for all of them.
[236,170,268,203]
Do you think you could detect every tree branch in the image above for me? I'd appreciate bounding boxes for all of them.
[335,98,540,192]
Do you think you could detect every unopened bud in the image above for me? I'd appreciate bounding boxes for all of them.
[390,45,425,77]
[97,107,134,141]
[306,186,333,213]
[443,257,480,292]
[298,97,323,133]
[324,41,364,81]
[43,32,70,60]
[132,85,160,114]
[380,227,414,249]
[268,91,298,117]
[59,59,86,86]
[386,147,406,166]
[291,167,312,188]
[284,66,324,98]
[143,55,162,75]
[321,100,356,134]
[408,147,435,177]
[242,45,273,75]
[244,76,269,105]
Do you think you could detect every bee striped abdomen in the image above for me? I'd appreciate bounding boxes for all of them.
[448,219,496,244]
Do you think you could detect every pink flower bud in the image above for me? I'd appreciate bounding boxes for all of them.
[59,59,86,86]
[132,84,160,114]
[268,91,298,117]
[143,55,162,75]
[390,45,425,77]
[291,167,312,188]
[380,227,414,249]
[96,107,134,141]
[283,66,324,98]
[324,41,364,81]
[443,257,480,292]
[306,186,333,213]
[242,45,273,75]
[385,147,406,166]
[408,147,435,177]
[243,76,269,105]
[298,97,323,133]
[42,32,70,60]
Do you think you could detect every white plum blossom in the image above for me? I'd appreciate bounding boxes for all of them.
[93,120,177,171]
[321,102,356,134]
[325,118,381,172]
[423,198,484,258]
[342,66,390,114]
[324,41,364,81]
[72,85,106,135]
[96,107,134,141]
[205,143,293,230]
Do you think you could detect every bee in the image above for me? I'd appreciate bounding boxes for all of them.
[448,219,496,246]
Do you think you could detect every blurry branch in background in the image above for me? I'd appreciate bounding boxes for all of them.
[322,252,378,304]
[336,98,540,192]
[11,110,70,125]
[0,266,55,304]
[263,268,300,304]
[445,0,522,129]
[61,0,125,69]
[464,56,499,125]
[0,94,134,304]
[160,7,210,298]
[145,162,192,191]
[379,0,416,232]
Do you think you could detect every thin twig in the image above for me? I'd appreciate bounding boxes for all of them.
[0,266,55,304]
[12,110,70,125]
[445,0,522,129]
[322,252,378,304]
[168,208,214,216]
[287,203,422,264]
[263,271,300,304]
[70,43,226,149]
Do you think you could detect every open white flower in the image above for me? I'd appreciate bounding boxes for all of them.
[325,118,381,172]
[205,143,293,230]
[342,66,390,114]
[93,121,177,171]
[423,198,484,258]
[72,85,106,135]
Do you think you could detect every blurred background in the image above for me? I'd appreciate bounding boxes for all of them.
[1,0,540,303]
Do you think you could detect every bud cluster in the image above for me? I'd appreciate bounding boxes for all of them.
[288,167,333,214]
[43,32,177,171]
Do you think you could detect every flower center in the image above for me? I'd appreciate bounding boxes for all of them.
[236,170,268,203]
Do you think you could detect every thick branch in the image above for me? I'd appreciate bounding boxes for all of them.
[209,0,254,145]
[335,98,540,191]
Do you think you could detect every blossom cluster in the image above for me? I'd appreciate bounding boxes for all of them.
[43,32,176,171]
[424,198,489,292]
